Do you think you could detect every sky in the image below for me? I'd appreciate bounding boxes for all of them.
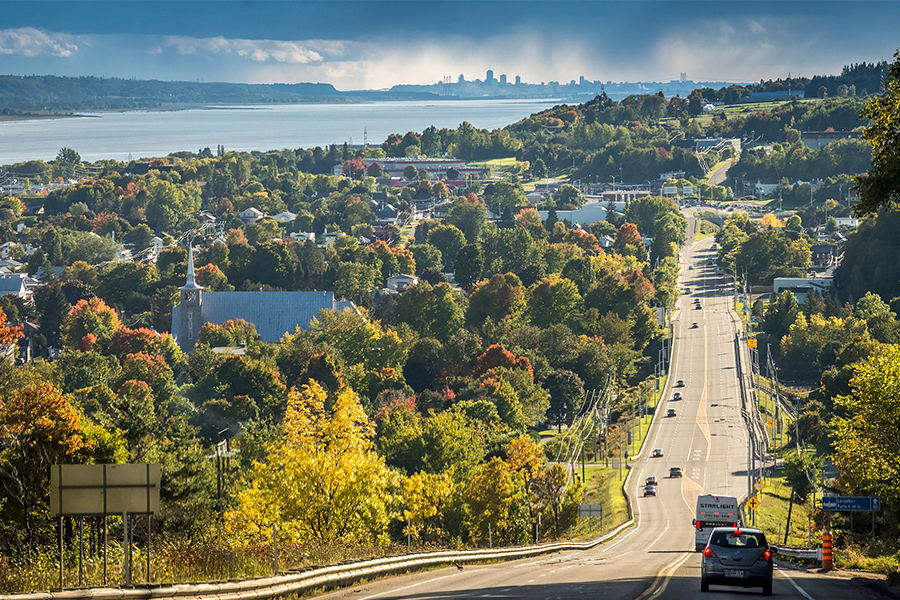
[0,1,898,90]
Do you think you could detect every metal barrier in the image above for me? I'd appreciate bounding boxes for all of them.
[775,546,820,562]
[0,520,636,600]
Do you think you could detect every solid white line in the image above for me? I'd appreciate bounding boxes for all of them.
[357,571,476,600]
[777,568,816,600]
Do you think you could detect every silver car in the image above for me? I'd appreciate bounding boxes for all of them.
[701,526,773,595]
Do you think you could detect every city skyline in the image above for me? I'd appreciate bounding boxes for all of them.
[0,1,898,90]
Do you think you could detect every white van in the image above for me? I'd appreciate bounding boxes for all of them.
[693,494,740,551]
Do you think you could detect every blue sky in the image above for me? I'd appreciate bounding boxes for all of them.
[1,1,898,90]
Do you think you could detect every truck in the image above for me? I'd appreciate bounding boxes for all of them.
[693,494,740,551]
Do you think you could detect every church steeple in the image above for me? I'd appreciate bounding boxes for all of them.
[181,244,202,290]
[177,244,204,352]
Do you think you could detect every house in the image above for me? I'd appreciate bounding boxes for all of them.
[374,203,400,224]
[290,232,316,243]
[753,181,779,198]
[0,274,28,299]
[272,211,297,223]
[322,231,347,248]
[239,207,266,223]
[801,131,862,150]
[773,276,834,304]
[356,158,487,182]
[386,274,419,293]
[171,247,356,351]
[538,202,608,226]
[810,245,838,269]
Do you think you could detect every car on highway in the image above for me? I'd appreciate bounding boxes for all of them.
[701,526,773,595]
[670,466,683,477]
[675,380,685,387]
[643,484,657,496]
[688,265,694,270]
[666,408,677,417]
[691,322,699,328]
[646,476,658,486]
[673,391,683,400]
[651,448,664,457]
[695,302,702,309]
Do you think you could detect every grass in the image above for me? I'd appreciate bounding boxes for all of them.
[750,472,820,548]
[576,464,631,538]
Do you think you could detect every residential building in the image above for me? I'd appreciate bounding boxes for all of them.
[801,131,862,150]
[773,275,834,304]
[239,207,266,223]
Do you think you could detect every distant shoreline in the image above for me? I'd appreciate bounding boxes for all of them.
[0,112,100,123]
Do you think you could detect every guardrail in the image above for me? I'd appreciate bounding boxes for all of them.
[0,520,636,600]
[774,546,820,562]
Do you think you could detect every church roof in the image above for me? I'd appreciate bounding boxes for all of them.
[172,290,355,345]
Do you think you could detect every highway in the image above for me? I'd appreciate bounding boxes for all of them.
[317,237,887,600]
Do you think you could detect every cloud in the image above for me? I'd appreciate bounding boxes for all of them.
[157,35,323,64]
[0,27,80,57]
[748,20,766,35]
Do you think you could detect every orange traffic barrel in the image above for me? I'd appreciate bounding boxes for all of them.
[822,531,833,570]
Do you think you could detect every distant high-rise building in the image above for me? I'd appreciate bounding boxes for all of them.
[579,75,586,86]
[515,75,521,85]
[458,74,465,83]
[680,72,687,83]
[486,69,495,82]
[499,74,507,85]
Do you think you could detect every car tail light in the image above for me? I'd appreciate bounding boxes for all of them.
[758,550,772,561]
[704,547,717,558]
[695,521,702,530]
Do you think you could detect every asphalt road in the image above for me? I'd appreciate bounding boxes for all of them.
[317,238,890,600]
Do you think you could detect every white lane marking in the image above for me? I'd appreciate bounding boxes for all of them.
[511,559,547,569]
[777,568,816,600]
[356,571,477,599]
[647,514,671,550]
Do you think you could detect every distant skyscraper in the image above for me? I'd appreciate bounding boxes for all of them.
[579,75,586,86]
[680,72,687,83]
[499,74,507,85]
[515,75,521,85]
[458,74,465,83]
[486,69,494,82]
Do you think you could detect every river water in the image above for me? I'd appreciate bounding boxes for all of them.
[0,99,563,164]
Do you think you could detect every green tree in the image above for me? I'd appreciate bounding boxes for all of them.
[558,184,585,207]
[484,182,527,216]
[466,273,526,328]
[426,224,467,270]
[531,158,548,179]
[856,50,900,216]
[454,243,484,291]
[55,147,81,179]
[544,369,585,431]
[445,200,489,243]
[395,281,466,343]
[832,344,900,521]
[526,275,583,328]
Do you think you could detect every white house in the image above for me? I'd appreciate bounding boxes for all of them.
[773,276,834,304]
[239,207,266,223]
[272,211,297,223]
[387,274,419,293]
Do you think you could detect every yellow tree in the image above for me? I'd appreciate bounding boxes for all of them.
[401,470,454,543]
[758,213,785,229]
[225,381,397,546]
[462,457,529,545]
[505,434,544,486]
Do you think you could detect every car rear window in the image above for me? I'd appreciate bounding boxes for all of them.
[710,531,766,548]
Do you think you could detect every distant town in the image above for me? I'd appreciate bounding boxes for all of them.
[388,70,754,101]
